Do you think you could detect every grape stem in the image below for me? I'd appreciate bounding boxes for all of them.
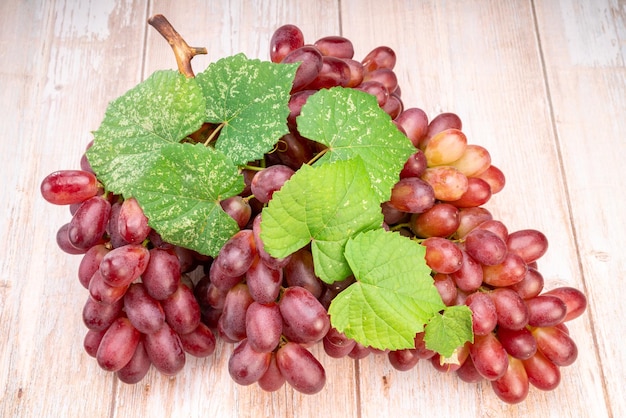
[148,14,207,78]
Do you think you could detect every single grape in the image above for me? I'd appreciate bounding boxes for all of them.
[456,356,484,383]
[220,196,252,229]
[275,132,314,170]
[421,112,462,149]
[56,223,86,255]
[532,326,578,367]
[178,322,216,358]
[304,56,351,90]
[469,333,509,381]
[388,348,420,371]
[251,165,295,204]
[342,58,365,87]
[522,349,561,391]
[491,356,529,404]
[116,340,152,384]
[508,266,544,299]
[213,229,257,277]
[448,177,492,208]
[124,283,165,334]
[83,328,106,358]
[355,80,389,107]
[314,35,354,58]
[96,317,141,372]
[421,166,469,202]
[82,295,124,332]
[228,338,271,386]
[40,169,99,205]
[453,206,493,239]
[389,177,436,213]
[489,288,530,330]
[282,45,324,92]
[362,68,398,94]
[276,341,326,394]
[162,282,201,335]
[258,352,286,392]
[144,322,186,376]
[506,229,548,264]
[482,252,528,287]
[322,327,356,358]
[141,247,181,300]
[361,45,396,72]
[433,273,458,306]
[68,196,111,250]
[280,286,330,344]
[270,24,304,63]
[448,144,491,177]
[88,270,128,305]
[465,291,498,336]
[78,244,110,289]
[381,92,403,119]
[246,257,282,304]
[464,228,507,266]
[395,107,428,148]
[543,286,587,321]
[526,295,568,327]
[422,237,463,274]
[118,197,151,244]
[450,249,484,293]
[475,164,506,194]
[218,283,254,343]
[283,248,324,299]
[400,150,428,179]
[245,301,282,353]
[496,326,537,360]
[423,128,467,167]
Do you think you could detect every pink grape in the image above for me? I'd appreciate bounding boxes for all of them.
[116,340,152,384]
[99,244,150,288]
[282,46,324,92]
[475,164,506,194]
[422,237,463,274]
[456,356,484,383]
[251,165,295,204]
[423,128,467,166]
[178,322,216,357]
[410,203,459,238]
[162,282,201,335]
[421,112,462,149]
[543,286,587,321]
[40,169,99,205]
[382,92,403,119]
[395,107,428,147]
[280,286,330,344]
[490,288,530,330]
[361,45,396,72]
[258,352,286,392]
[220,196,252,229]
[482,252,528,287]
[355,80,389,107]
[82,295,124,331]
[218,283,254,343]
[123,283,165,334]
[245,257,283,304]
[228,338,271,386]
[522,349,561,390]
[118,197,151,244]
[388,348,420,371]
[270,24,304,63]
[508,266,545,299]
[400,150,428,179]
[506,229,548,263]
[144,322,186,376]
[78,244,110,289]
[449,144,491,177]
[362,68,398,94]
[252,213,292,269]
[469,333,509,381]
[433,273,457,306]
[465,291,498,336]
[141,248,181,300]
[322,327,356,358]
[276,342,326,394]
[283,248,324,298]
[532,326,578,367]
[421,166,469,202]
[491,356,529,404]
[96,317,141,372]
[454,206,493,238]
[389,177,436,213]
[342,58,365,87]
[213,229,257,277]
[450,249,484,293]
[68,196,111,250]
[83,328,106,358]
[56,223,86,254]
[496,326,537,360]
[526,295,568,327]
[88,270,128,305]
[463,228,507,266]
[448,177,492,208]
[245,301,283,353]
[304,56,351,90]
[314,35,354,59]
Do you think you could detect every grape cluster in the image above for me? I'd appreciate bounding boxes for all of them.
[39,22,588,404]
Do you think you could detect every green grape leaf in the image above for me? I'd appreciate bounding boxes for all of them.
[328,229,446,350]
[260,158,384,283]
[86,70,206,196]
[296,87,415,202]
[424,305,474,358]
[131,142,244,257]
[196,54,298,165]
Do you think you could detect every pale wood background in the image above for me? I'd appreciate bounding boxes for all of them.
[1,0,624,417]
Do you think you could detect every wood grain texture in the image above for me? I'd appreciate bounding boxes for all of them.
[0,0,622,417]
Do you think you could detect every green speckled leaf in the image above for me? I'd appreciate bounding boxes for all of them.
[86,70,205,196]
[196,54,298,165]
[296,87,415,202]
[132,143,244,257]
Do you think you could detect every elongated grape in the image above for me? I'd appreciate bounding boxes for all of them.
[99,244,150,288]
[144,322,186,376]
[220,195,252,229]
[283,248,324,298]
[83,328,106,358]
[362,68,398,94]
[124,283,165,334]
[342,58,364,87]
[304,56,351,90]
[179,322,216,358]
[422,237,463,274]
[522,349,560,390]
[56,223,86,254]
[277,342,326,394]
[228,338,271,386]
[421,166,469,202]
[465,291,498,336]
[464,228,507,266]
[78,244,110,289]
[116,340,151,384]
[322,327,356,358]
[355,80,389,107]
[395,107,428,148]
[526,295,567,327]
[246,257,282,304]
[448,144,491,177]
[252,213,292,269]
[218,283,254,343]
[258,352,286,392]
[88,270,128,305]
[382,92,403,119]
[496,326,537,360]
[141,248,181,300]
[275,132,313,170]
[82,295,124,331]
[68,196,111,250]
[96,317,141,372]
[508,266,544,299]
[282,46,324,92]
[280,286,330,344]
[270,24,304,63]
[40,169,99,205]
[433,273,457,306]
[388,348,420,371]
[482,252,528,287]
[450,249,484,293]
[506,229,548,263]
[314,35,354,59]
[421,112,462,149]
[491,356,529,404]
[469,333,509,381]
[532,326,578,367]
[389,177,435,213]
[245,302,282,353]
[410,203,459,238]
[543,286,587,321]
[490,288,530,330]
[400,150,428,179]
[118,197,150,245]
[448,177,492,208]
[361,45,396,71]
[456,355,484,383]
[475,164,506,194]
[162,282,201,335]
[454,206,493,239]
[423,128,467,167]
[214,229,257,277]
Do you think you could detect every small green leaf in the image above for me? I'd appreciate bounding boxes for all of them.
[297,87,415,201]
[328,229,445,350]
[424,305,474,358]
[87,70,206,196]
[260,158,383,283]
[196,54,298,165]
[131,143,244,257]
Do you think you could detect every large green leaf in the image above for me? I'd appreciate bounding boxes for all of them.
[296,87,415,202]
[86,70,206,196]
[260,158,384,283]
[328,229,445,350]
[195,54,298,165]
[131,143,244,257]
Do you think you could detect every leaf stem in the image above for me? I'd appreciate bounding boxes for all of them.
[204,122,225,146]
[306,147,329,166]
[148,14,207,78]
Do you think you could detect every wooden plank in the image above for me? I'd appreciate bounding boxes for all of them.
[0,0,148,417]
[534,0,626,416]
[340,0,608,416]
[110,2,361,418]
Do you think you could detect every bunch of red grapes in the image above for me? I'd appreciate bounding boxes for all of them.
[39,23,587,404]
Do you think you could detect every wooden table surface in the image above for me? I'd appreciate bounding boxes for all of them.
[2,1,625,417]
